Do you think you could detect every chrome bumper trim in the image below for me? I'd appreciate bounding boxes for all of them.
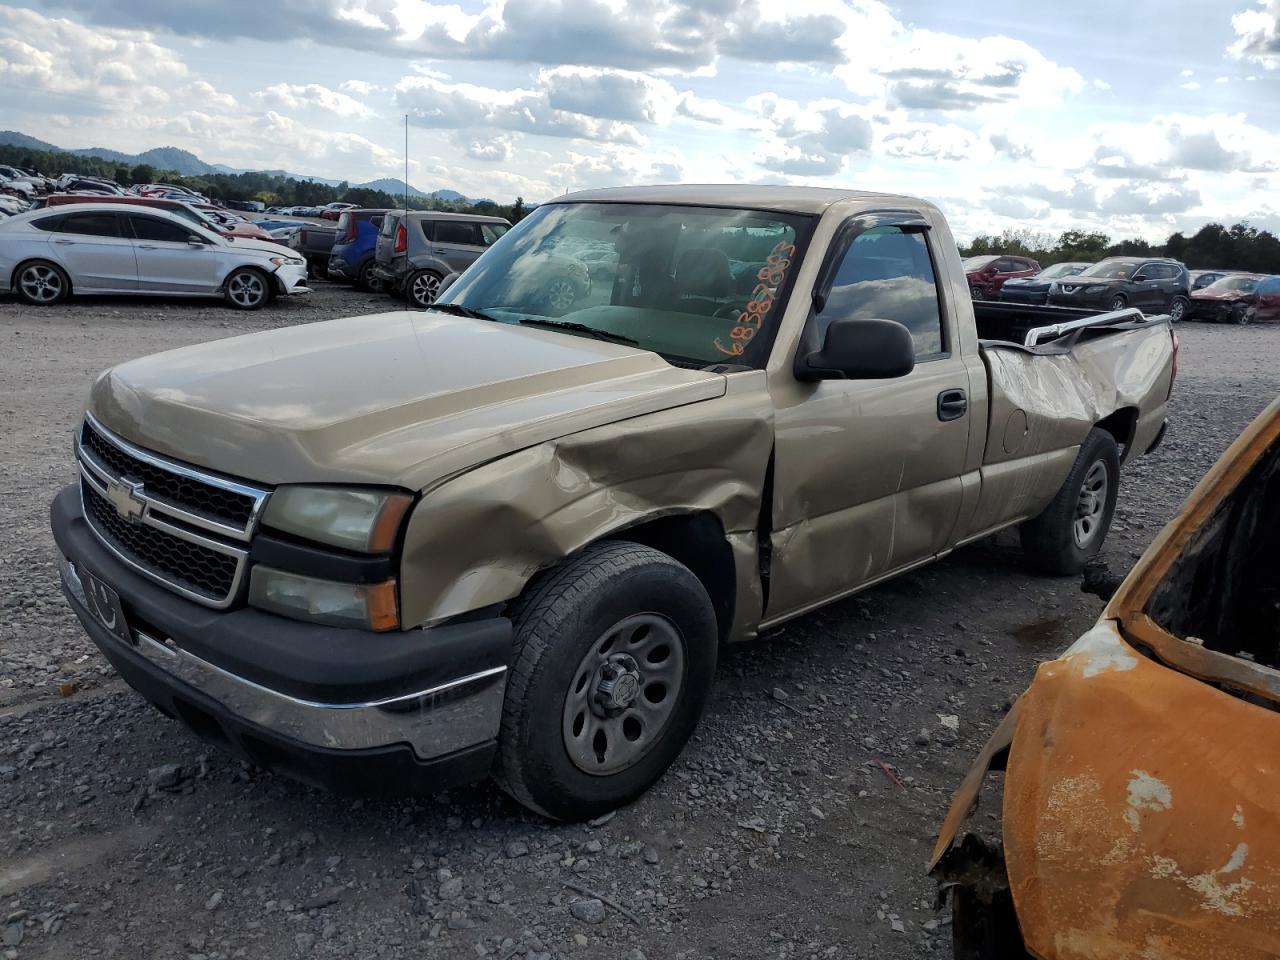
[61,560,505,761]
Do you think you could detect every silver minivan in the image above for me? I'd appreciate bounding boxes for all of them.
[374,211,510,307]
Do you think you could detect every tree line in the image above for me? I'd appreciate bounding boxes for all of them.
[961,223,1280,274]
[0,143,531,224]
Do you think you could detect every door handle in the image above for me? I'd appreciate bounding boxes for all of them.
[137,244,158,250]
[53,238,74,244]
[937,388,968,422]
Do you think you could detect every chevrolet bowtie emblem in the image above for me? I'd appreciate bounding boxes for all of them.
[106,478,146,523]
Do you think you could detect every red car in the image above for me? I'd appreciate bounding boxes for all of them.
[964,254,1040,300]
[42,194,276,243]
[1188,273,1280,325]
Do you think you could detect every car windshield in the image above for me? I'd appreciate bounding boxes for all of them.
[963,255,998,271]
[438,202,813,368]
[1079,259,1142,280]
[1207,276,1259,292]
[1038,262,1088,279]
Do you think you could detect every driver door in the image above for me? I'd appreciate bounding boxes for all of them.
[126,214,221,294]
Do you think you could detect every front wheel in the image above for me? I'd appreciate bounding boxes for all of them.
[14,260,71,305]
[1020,427,1120,575]
[224,268,270,310]
[1232,303,1252,326]
[1169,296,1187,323]
[493,542,717,821]
[407,270,442,308]
[970,285,986,301]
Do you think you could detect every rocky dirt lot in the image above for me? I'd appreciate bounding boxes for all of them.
[1,284,1277,960]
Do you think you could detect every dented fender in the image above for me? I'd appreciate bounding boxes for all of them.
[399,372,775,633]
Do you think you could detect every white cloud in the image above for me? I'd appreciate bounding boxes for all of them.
[1229,0,1280,69]
[253,82,375,118]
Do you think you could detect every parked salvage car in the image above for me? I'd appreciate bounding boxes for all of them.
[1,204,308,309]
[372,211,510,306]
[49,185,1175,820]
[43,194,278,244]
[1187,273,1269,325]
[1047,256,1191,321]
[964,254,1040,301]
[1189,268,1237,291]
[287,223,337,278]
[327,208,392,290]
[998,262,1092,305]
[932,393,1280,960]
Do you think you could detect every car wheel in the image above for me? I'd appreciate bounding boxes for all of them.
[13,260,71,306]
[357,260,386,294]
[969,285,985,301]
[1019,427,1120,576]
[1169,296,1187,323]
[1108,294,1127,311]
[493,541,717,821]
[224,268,270,310]
[407,270,442,308]
[1231,303,1252,326]
[544,276,581,314]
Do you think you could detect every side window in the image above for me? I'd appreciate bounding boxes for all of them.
[59,212,121,238]
[370,215,384,230]
[480,223,508,246]
[129,216,193,243]
[30,215,63,232]
[993,257,1015,272]
[434,221,482,245]
[820,225,945,359]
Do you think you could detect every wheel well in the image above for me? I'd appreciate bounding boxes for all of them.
[1095,408,1138,457]
[10,258,70,293]
[613,512,736,643]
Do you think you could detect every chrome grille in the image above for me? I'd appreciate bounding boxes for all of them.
[76,415,270,608]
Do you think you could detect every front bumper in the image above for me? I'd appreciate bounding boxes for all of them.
[51,485,511,794]
[1187,298,1237,322]
[998,286,1050,305]
[272,262,311,296]
[1046,288,1111,310]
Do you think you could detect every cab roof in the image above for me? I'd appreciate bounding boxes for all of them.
[551,183,936,216]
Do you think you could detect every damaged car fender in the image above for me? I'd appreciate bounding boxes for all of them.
[399,371,776,633]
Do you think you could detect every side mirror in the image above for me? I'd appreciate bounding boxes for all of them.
[437,272,461,296]
[188,237,207,247]
[797,318,916,382]
[1132,274,1149,283]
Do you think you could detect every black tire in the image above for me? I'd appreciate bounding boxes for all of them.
[969,285,985,301]
[493,541,717,821]
[13,260,71,305]
[407,270,442,308]
[1108,294,1127,311]
[357,260,385,294]
[224,267,271,310]
[1169,295,1187,323]
[952,884,1031,960]
[1019,427,1120,576]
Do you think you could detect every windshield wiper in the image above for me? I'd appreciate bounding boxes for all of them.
[427,302,501,322]
[517,318,640,348]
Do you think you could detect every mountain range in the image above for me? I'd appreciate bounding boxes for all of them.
[0,131,471,202]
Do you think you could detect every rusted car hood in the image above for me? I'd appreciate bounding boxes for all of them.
[88,311,727,489]
[1191,289,1248,302]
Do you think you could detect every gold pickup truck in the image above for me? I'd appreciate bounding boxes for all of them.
[51,185,1177,819]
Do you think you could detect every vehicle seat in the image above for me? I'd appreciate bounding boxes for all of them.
[670,248,732,315]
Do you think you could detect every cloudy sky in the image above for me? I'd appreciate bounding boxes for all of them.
[2,0,1279,241]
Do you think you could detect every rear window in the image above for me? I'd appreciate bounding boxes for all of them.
[481,223,508,245]
[30,215,63,232]
[380,214,400,237]
[59,212,121,237]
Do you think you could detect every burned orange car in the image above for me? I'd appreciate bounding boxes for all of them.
[931,396,1280,958]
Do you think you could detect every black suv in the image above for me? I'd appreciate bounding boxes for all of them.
[1046,257,1191,321]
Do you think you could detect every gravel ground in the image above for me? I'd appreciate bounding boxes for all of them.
[1,284,1277,960]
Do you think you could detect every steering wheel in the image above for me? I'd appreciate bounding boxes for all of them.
[713,301,747,320]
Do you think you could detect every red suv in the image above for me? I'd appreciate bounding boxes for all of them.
[41,194,275,243]
[964,254,1041,300]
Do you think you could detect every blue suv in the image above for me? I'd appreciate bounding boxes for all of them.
[327,208,394,291]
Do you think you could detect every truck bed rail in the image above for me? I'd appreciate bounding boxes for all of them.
[1021,307,1168,348]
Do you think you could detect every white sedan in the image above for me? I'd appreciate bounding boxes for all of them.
[0,203,310,310]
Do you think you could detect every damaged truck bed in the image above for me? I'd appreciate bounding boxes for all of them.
[932,395,1280,959]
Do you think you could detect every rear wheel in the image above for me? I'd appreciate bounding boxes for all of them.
[1108,294,1127,311]
[407,270,442,308]
[357,260,386,294]
[493,542,717,821]
[1020,427,1120,575]
[14,260,70,305]
[1169,296,1187,323]
[969,285,985,301]
[224,268,270,310]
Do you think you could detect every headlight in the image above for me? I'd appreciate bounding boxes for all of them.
[1084,284,1108,294]
[269,255,305,267]
[261,486,412,553]
[249,567,399,631]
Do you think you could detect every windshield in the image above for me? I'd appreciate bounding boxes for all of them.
[963,255,997,271]
[438,202,813,367]
[1207,276,1259,292]
[1038,262,1088,279]
[1079,259,1142,279]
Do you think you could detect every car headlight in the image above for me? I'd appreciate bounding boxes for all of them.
[261,486,413,553]
[249,567,399,631]
[269,255,305,267]
[1084,284,1108,294]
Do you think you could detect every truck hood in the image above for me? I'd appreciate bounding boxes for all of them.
[89,311,727,489]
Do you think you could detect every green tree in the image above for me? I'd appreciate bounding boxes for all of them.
[128,163,156,185]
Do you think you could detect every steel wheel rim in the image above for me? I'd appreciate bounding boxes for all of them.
[19,264,61,302]
[547,278,576,311]
[228,272,265,307]
[1073,460,1109,547]
[411,273,439,306]
[561,613,686,776]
